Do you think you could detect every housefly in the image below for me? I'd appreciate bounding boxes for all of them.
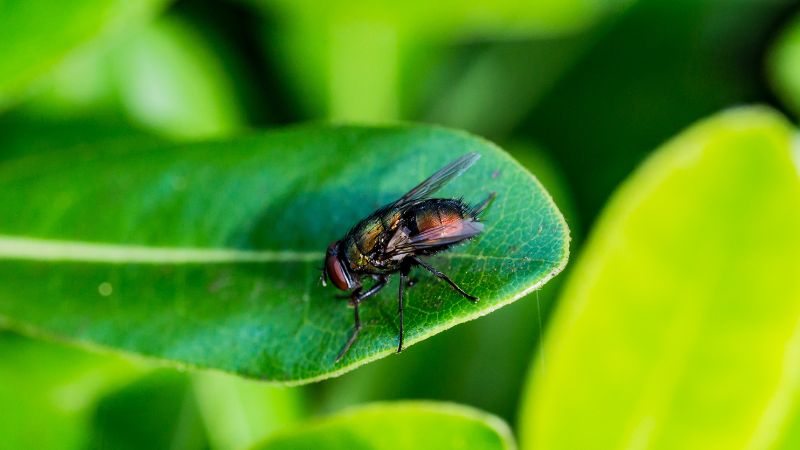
[321,152,495,362]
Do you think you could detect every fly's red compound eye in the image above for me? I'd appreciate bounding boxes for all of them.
[326,253,351,291]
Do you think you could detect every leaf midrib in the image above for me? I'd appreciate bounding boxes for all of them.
[0,235,323,263]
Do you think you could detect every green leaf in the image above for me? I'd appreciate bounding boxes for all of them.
[518,107,800,450]
[253,401,515,450]
[0,124,569,384]
[0,0,168,109]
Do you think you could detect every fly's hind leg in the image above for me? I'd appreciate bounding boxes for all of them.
[335,276,388,363]
[411,256,478,303]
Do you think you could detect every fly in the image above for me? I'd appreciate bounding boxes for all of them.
[321,152,495,363]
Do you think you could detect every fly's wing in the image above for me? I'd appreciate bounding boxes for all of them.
[391,152,480,208]
[385,219,484,257]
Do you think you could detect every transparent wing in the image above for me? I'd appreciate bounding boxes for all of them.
[386,219,484,257]
[391,152,480,208]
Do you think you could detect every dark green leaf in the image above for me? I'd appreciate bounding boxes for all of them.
[0,124,568,383]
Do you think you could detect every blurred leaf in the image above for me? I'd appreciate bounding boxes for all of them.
[423,36,591,138]
[109,15,245,139]
[88,370,208,450]
[254,401,515,450]
[315,143,575,422]
[28,13,246,140]
[0,0,168,109]
[193,371,306,450]
[0,124,568,383]
[248,0,631,121]
[521,0,794,223]
[262,0,631,37]
[518,107,800,450]
[768,12,800,119]
[0,333,144,450]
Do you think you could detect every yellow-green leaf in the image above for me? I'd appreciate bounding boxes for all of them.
[519,107,800,450]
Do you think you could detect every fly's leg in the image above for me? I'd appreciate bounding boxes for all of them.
[335,300,362,363]
[411,256,478,303]
[335,275,385,301]
[350,276,388,305]
[334,276,388,363]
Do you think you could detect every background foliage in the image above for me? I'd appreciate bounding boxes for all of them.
[2,0,800,449]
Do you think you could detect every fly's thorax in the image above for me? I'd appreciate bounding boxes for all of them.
[344,237,369,271]
[356,217,384,255]
[343,208,404,273]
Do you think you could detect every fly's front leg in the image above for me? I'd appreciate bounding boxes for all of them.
[335,297,362,363]
[335,276,389,363]
[412,256,478,302]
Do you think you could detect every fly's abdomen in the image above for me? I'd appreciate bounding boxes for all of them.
[411,199,469,235]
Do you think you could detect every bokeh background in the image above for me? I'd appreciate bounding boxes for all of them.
[2,0,800,448]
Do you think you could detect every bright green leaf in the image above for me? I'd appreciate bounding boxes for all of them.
[0,124,568,384]
[0,0,168,109]
[253,401,515,450]
[518,107,800,450]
